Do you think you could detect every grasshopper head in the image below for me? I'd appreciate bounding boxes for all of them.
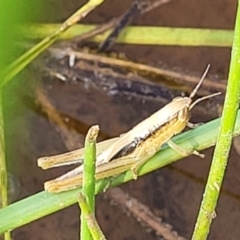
[172,96,192,108]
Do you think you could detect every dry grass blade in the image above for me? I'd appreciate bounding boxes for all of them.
[2,0,105,86]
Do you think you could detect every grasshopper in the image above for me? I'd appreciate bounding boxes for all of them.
[38,65,221,193]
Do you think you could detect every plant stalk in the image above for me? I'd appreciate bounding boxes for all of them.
[192,2,240,239]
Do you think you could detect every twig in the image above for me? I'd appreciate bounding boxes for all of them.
[105,187,186,240]
[141,0,173,14]
[72,0,173,49]
[23,83,110,142]
[99,0,145,51]
[99,0,173,51]
[48,47,226,93]
[36,86,82,150]
[72,19,119,45]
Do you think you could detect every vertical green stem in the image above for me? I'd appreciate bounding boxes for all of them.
[192,2,240,240]
[0,91,8,207]
[0,90,10,240]
[80,125,99,240]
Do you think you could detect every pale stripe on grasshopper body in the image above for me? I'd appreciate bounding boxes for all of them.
[38,65,221,193]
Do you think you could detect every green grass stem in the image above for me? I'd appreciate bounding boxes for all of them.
[21,24,233,47]
[79,193,106,240]
[0,112,240,233]
[192,2,240,240]
[80,125,99,240]
[0,92,10,240]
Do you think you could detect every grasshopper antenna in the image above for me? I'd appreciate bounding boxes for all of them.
[189,64,221,109]
[190,92,221,110]
[190,64,211,99]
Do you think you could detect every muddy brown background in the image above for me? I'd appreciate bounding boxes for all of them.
[4,0,240,239]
